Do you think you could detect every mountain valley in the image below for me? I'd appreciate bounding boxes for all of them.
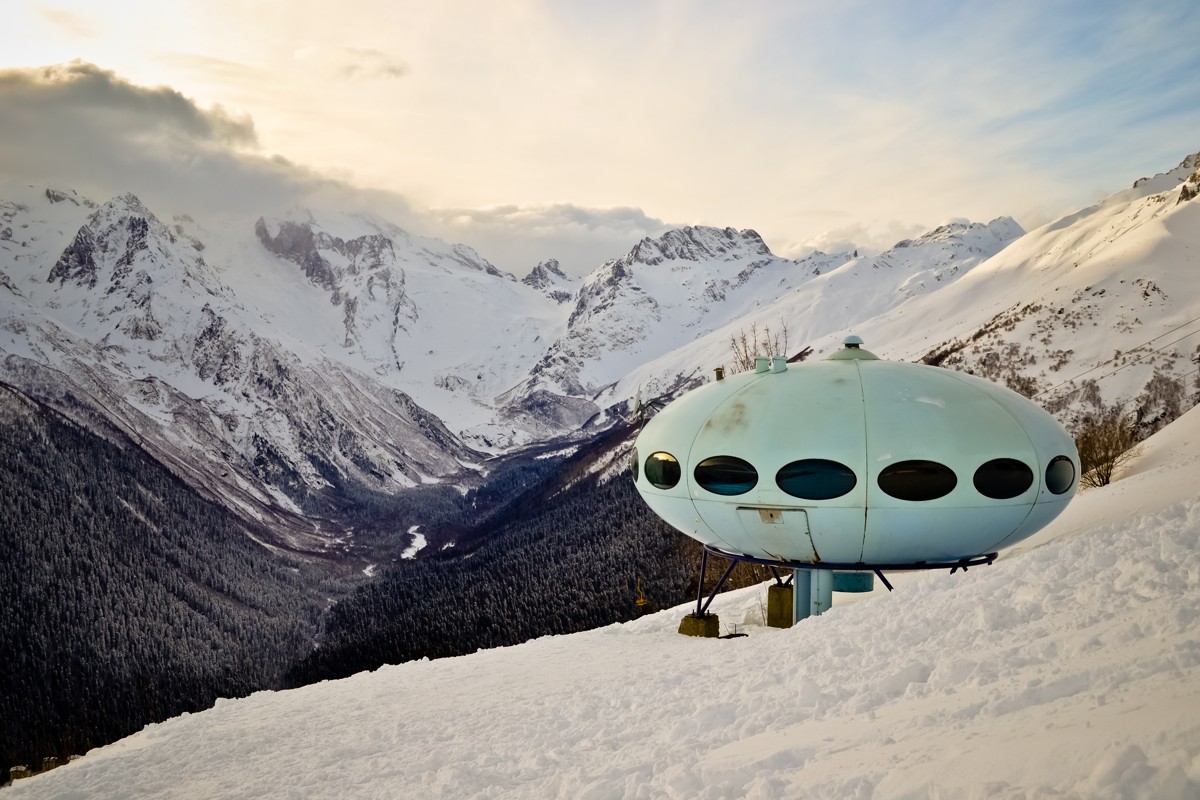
[3,147,1199,780]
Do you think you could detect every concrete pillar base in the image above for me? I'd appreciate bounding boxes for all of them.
[767,584,794,628]
[678,613,720,637]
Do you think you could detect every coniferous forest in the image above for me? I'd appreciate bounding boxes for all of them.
[287,442,698,685]
[0,384,322,778]
[1,384,714,780]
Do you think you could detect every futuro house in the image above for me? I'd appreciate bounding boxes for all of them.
[631,336,1078,568]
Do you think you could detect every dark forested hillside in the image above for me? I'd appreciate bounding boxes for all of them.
[288,431,703,685]
[0,383,323,779]
[2,394,740,781]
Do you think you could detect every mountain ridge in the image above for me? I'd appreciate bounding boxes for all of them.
[3,149,1199,552]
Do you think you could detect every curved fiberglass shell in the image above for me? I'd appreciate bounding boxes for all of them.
[631,345,1078,566]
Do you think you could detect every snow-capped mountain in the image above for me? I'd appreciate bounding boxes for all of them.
[576,216,1024,421]
[850,152,1200,432]
[0,188,567,553]
[3,149,1198,557]
[500,226,829,432]
[179,208,570,447]
[0,181,1030,547]
[502,219,1023,430]
[578,154,1200,438]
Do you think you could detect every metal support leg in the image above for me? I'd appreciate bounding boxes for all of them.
[699,559,739,616]
[874,569,894,592]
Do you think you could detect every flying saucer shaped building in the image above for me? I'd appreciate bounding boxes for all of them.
[632,337,1078,569]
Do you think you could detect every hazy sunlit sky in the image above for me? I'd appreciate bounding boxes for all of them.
[3,0,1199,275]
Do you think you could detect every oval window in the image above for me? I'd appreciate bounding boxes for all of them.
[973,458,1034,500]
[1045,455,1075,495]
[694,456,758,496]
[644,451,680,490]
[877,460,957,501]
[630,447,639,484]
[776,459,857,500]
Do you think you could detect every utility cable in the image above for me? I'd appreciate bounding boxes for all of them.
[1035,323,1200,400]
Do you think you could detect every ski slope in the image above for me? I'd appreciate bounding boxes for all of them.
[9,408,1200,799]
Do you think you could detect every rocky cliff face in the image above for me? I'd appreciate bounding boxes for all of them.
[498,226,810,428]
[255,217,419,352]
[1,191,491,555]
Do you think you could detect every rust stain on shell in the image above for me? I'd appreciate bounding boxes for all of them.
[704,400,748,433]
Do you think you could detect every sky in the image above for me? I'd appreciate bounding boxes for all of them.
[2,0,1199,275]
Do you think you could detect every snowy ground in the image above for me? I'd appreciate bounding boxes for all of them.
[10,408,1200,799]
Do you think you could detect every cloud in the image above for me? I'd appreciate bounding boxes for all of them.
[338,48,409,80]
[0,62,654,273]
[0,61,332,215]
[422,203,674,276]
[37,8,95,38]
[0,61,256,145]
[292,46,409,81]
[776,220,929,262]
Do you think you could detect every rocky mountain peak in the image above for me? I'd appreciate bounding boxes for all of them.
[1130,148,1200,194]
[626,225,770,267]
[44,187,96,208]
[522,259,578,303]
[894,217,1023,250]
[522,258,568,288]
[47,192,191,293]
[792,249,855,278]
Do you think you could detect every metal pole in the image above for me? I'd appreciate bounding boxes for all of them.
[699,559,739,616]
[792,569,812,623]
[811,570,832,616]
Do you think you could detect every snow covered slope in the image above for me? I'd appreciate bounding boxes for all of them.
[511,218,1021,430]
[11,405,1200,799]
[860,152,1200,431]
[598,153,1200,436]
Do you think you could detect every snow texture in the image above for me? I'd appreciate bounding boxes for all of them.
[10,406,1200,799]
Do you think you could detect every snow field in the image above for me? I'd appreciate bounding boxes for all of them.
[11,407,1200,799]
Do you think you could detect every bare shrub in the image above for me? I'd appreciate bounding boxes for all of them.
[729,321,789,373]
[1074,406,1142,488]
[1136,370,1186,437]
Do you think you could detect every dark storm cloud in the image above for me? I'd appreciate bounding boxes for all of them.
[0,61,660,273]
[0,61,256,145]
[0,61,332,215]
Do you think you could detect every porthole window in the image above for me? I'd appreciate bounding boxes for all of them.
[644,451,680,490]
[1045,455,1075,495]
[878,460,957,501]
[694,456,758,496]
[630,447,639,484]
[776,459,857,500]
[973,458,1034,500]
